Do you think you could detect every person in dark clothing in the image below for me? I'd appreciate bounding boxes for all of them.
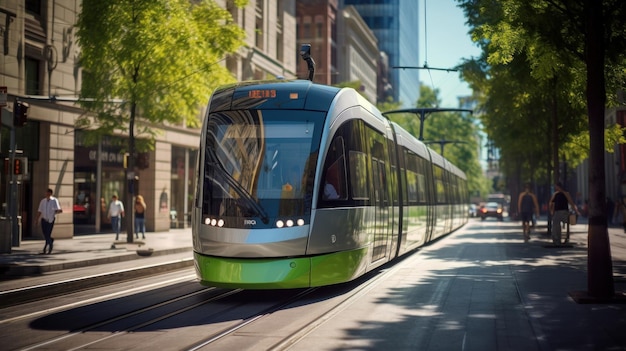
[517,183,540,242]
[606,198,615,225]
[549,182,579,245]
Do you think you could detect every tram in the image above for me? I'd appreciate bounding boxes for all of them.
[191,77,468,289]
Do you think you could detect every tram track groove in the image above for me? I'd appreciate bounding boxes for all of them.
[18,288,242,351]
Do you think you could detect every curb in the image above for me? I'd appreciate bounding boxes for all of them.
[0,247,192,277]
[0,255,194,308]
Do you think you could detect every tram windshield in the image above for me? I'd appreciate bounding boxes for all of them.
[202,109,324,222]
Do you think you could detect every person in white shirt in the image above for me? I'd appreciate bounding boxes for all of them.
[108,194,125,240]
[36,188,62,254]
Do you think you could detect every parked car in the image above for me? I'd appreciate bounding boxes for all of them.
[480,202,503,221]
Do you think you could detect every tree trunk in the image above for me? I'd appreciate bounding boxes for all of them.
[585,0,614,298]
[125,101,137,243]
[551,77,559,185]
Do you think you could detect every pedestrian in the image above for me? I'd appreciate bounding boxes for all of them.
[549,182,579,245]
[134,195,146,239]
[606,197,615,225]
[108,194,125,240]
[615,198,626,233]
[517,183,540,243]
[36,188,62,254]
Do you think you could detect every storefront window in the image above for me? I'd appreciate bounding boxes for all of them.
[74,132,126,234]
[170,146,196,228]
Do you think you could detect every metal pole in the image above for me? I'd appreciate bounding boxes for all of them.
[95,137,102,232]
[184,149,190,227]
[418,111,426,141]
[9,114,18,247]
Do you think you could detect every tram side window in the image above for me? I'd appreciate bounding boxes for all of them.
[349,150,369,200]
[434,166,446,203]
[322,137,348,200]
[404,151,427,204]
[417,156,428,203]
[406,170,418,204]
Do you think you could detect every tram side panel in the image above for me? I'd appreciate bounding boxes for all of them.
[309,107,398,285]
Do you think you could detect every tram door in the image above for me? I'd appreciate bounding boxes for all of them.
[371,156,391,262]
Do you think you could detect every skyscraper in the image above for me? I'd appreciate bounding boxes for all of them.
[342,0,420,107]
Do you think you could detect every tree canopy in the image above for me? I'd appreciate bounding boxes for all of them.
[75,0,246,146]
[457,0,626,189]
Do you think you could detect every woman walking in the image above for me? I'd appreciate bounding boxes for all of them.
[135,195,147,239]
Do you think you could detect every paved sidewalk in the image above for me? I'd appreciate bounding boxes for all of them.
[0,228,193,277]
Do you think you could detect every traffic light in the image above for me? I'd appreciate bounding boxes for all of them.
[14,158,22,175]
[13,100,29,127]
[3,158,27,175]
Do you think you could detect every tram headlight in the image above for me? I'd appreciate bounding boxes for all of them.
[286,219,294,227]
[204,218,211,225]
[211,218,217,226]
[297,218,305,226]
[217,219,224,227]
[276,220,284,228]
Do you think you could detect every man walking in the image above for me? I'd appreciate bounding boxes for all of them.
[36,188,62,254]
[517,183,540,242]
[549,182,579,245]
[108,194,125,241]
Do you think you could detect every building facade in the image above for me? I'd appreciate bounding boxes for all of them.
[0,0,297,246]
[295,0,339,84]
[295,0,379,104]
[336,5,378,103]
[342,0,420,107]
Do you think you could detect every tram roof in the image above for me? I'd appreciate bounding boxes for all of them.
[208,80,341,112]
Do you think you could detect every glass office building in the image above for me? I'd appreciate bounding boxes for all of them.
[342,0,420,107]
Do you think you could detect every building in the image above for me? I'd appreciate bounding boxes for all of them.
[336,5,378,103]
[295,0,339,84]
[224,0,297,81]
[0,0,296,247]
[295,0,379,104]
[342,0,420,107]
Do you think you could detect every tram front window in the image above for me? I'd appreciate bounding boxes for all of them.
[203,110,324,223]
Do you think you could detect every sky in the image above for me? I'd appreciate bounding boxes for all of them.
[418,0,482,107]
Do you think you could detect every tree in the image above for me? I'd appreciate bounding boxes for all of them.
[457,0,626,299]
[75,0,246,243]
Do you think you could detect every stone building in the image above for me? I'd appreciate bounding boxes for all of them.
[0,0,296,245]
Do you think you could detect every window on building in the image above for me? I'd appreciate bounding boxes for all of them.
[25,0,46,41]
[276,33,283,62]
[316,22,323,38]
[25,0,43,17]
[255,0,264,50]
[25,57,42,95]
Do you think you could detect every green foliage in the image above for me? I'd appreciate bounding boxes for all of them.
[376,97,402,114]
[385,85,487,199]
[334,81,362,91]
[456,0,626,189]
[75,0,246,148]
[563,124,626,168]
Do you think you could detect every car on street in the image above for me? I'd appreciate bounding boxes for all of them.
[480,202,503,221]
